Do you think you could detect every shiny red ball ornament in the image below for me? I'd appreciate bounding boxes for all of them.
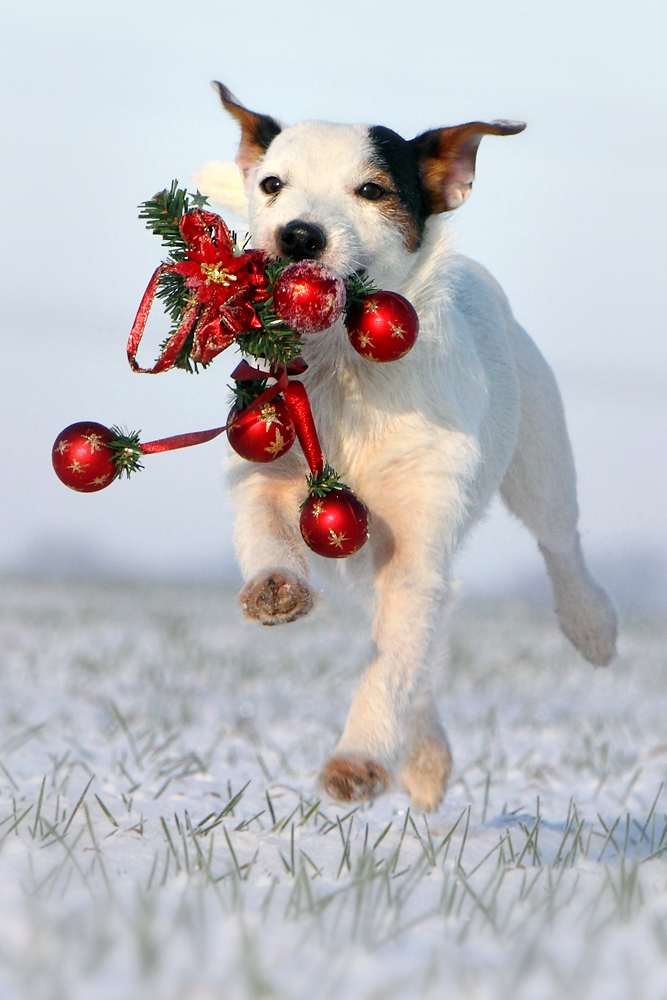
[346,291,419,362]
[52,422,117,493]
[227,397,296,463]
[300,489,369,558]
[272,261,346,334]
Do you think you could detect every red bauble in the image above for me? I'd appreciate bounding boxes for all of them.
[346,291,419,362]
[52,422,117,493]
[300,490,369,558]
[273,261,346,334]
[227,397,296,463]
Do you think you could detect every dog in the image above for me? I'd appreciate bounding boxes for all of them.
[196,83,618,812]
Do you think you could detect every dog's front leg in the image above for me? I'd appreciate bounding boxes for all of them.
[231,463,315,626]
[320,459,466,809]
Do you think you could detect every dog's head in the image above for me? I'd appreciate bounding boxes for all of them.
[214,83,525,288]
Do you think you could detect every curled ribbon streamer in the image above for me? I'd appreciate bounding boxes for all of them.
[282,381,324,474]
[127,264,197,374]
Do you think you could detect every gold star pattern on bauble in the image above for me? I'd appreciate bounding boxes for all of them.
[311,500,325,518]
[264,429,287,456]
[83,433,106,452]
[259,404,284,430]
[389,321,405,339]
[68,459,84,473]
[329,529,349,550]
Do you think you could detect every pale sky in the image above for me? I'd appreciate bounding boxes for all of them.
[1,0,665,604]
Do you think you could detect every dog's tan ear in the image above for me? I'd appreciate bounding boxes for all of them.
[410,120,526,213]
[212,82,282,177]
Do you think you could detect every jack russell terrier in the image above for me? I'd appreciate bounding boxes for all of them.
[195,83,617,812]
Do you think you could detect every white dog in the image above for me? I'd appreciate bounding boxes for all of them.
[197,83,618,812]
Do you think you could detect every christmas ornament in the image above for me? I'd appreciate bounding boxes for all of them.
[54,181,408,560]
[346,290,419,363]
[128,182,303,374]
[273,261,346,334]
[52,422,143,492]
[52,421,229,492]
[226,393,295,463]
[299,466,370,558]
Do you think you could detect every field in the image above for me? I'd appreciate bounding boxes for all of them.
[0,575,666,1000]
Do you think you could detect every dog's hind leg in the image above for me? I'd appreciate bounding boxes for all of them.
[399,686,452,812]
[499,322,617,665]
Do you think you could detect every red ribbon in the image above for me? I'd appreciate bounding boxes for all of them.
[229,359,323,473]
[127,210,269,374]
[136,359,324,475]
[282,380,324,474]
[137,364,293,454]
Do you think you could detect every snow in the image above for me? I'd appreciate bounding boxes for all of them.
[0,576,666,999]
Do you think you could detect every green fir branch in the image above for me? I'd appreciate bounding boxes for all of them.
[235,309,304,367]
[301,464,351,507]
[138,181,209,261]
[345,271,378,318]
[107,427,144,479]
[233,255,302,366]
[228,378,271,412]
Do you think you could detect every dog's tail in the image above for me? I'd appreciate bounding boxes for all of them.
[191,161,249,219]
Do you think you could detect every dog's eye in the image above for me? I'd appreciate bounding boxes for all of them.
[260,176,283,196]
[356,182,386,201]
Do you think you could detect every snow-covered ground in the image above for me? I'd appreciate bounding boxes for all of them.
[0,576,666,1000]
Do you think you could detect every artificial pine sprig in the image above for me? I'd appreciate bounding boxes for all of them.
[108,426,145,479]
[235,312,303,367]
[301,464,351,507]
[139,181,209,261]
[228,378,270,412]
[235,257,303,365]
[345,270,378,318]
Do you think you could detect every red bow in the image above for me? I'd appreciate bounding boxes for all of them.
[127,210,270,373]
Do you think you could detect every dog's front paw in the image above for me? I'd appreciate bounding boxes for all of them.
[320,756,390,803]
[240,570,313,626]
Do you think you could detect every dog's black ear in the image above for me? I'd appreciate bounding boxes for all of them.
[212,82,282,177]
[409,120,525,213]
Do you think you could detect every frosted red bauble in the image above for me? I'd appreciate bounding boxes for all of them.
[273,261,346,334]
[300,490,369,558]
[52,422,117,492]
[227,398,296,463]
[346,291,419,362]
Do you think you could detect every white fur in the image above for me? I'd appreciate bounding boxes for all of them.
[218,118,617,811]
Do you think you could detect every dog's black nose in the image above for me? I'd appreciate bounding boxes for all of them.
[279,220,326,260]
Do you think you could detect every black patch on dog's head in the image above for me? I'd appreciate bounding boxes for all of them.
[368,126,431,246]
[251,114,282,152]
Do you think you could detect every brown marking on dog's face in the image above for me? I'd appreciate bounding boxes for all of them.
[356,163,423,251]
[212,81,282,178]
[409,120,526,213]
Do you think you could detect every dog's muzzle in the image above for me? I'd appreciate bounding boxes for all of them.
[279,220,326,260]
